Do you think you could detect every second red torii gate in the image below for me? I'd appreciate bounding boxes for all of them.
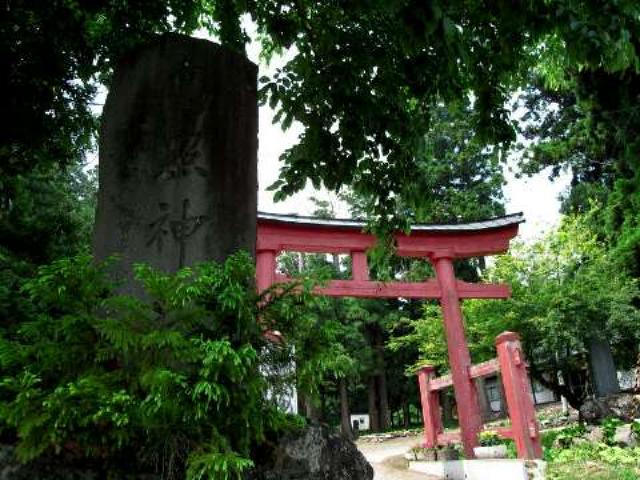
[255,211,524,458]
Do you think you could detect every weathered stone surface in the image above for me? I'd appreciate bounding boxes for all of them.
[94,34,258,294]
[588,338,620,397]
[585,425,604,443]
[246,425,373,480]
[580,393,640,424]
[613,424,638,448]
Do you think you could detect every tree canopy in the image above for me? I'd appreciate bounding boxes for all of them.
[4,1,640,225]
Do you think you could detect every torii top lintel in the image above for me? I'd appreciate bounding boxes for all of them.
[257,212,523,258]
[255,212,524,299]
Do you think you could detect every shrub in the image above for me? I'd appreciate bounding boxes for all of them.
[602,417,624,445]
[478,431,504,447]
[544,423,587,451]
[631,420,640,440]
[0,252,311,479]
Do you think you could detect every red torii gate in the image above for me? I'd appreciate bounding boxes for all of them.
[255,211,541,459]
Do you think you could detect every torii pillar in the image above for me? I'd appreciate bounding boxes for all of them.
[432,252,482,457]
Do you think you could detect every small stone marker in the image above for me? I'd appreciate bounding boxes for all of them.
[94,34,257,294]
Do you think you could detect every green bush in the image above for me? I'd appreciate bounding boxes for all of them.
[631,420,640,440]
[547,443,640,480]
[0,252,311,479]
[542,423,587,453]
[602,417,624,445]
[478,431,504,447]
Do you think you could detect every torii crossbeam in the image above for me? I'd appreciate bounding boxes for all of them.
[255,212,525,458]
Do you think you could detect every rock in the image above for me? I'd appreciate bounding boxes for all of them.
[247,425,373,480]
[586,426,604,443]
[613,424,637,448]
[94,34,258,295]
[579,393,640,424]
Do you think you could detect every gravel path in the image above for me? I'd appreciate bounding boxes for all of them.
[357,437,441,480]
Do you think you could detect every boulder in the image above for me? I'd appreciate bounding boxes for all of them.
[585,426,604,443]
[246,425,373,480]
[579,393,640,424]
[613,424,637,448]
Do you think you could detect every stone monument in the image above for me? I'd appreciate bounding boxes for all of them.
[94,34,257,293]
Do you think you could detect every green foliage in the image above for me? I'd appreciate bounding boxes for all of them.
[1,163,96,264]
[546,442,640,480]
[0,252,314,479]
[478,431,503,447]
[542,423,640,479]
[0,162,97,340]
[517,58,640,278]
[466,215,639,407]
[545,424,587,451]
[6,1,640,225]
[602,417,624,446]
[343,100,506,228]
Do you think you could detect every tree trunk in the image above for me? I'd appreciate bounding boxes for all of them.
[339,377,353,440]
[319,384,327,423]
[402,400,410,428]
[373,326,391,431]
[589,338,620,397]
[634,351,640,393]
[301,393,321,422]
[529,367,584,411]
[297,393,307,418]
[368,376,380,432]
[377,372,391,431]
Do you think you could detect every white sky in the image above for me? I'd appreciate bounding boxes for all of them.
[90,24,571,244]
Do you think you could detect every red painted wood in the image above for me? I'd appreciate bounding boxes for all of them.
[433,254,482,458]
[396,226,519,258]
[493,427,514,439]
[427,359,500,393]
[429,375,453,391]
[351,251,369,281]
[496,332,543,459]
[417,366,443,449]
[256,250,276,292]
[469,358,501,379]
[456,281,511,299]
[257,222,374,253]
[257,218,519,258]
[270,277,510,299]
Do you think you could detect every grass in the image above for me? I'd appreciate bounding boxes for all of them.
[548,460,639,480]
[543,436,640,480]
